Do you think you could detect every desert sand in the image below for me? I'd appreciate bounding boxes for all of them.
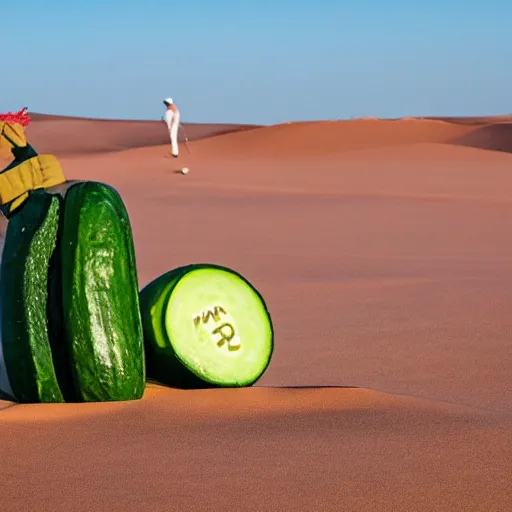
[1,114,512,511]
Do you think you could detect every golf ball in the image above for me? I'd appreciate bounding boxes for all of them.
[181,167,189,174]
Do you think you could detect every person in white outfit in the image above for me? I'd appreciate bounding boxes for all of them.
[163,97,180,157]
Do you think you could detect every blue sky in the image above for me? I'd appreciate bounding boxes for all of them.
[1,1,510,124]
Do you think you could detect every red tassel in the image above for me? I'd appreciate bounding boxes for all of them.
[0,107,31,127]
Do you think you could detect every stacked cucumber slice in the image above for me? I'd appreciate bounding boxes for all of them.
[0,183,145,403]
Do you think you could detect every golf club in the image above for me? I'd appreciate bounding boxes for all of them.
[180,124,191,154]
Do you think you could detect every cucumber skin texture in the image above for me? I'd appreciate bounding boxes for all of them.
[140,265,209,389]
[61,181,145,402]
[139,263,274,389]
[0,189,67,403]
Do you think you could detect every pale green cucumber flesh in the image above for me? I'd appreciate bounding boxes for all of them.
[142,264,273,388]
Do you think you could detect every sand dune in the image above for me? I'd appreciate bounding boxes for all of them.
[1,385,511,512]
[1,113,512,511]
[17,113,512,159]
[451,122,512,153]
[191,117,512,158]
[24,111,261,155]
[424,114,512,125]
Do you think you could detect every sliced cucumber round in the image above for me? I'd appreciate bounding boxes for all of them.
[140,264,274,388]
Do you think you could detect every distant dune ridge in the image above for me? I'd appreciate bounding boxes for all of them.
[1,111,512,511]
[24,111,261,155]
[17,112,512,157]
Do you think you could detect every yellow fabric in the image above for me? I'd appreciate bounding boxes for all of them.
[0,121,28,156]
[0,154,66,213]
[9,191,29,212]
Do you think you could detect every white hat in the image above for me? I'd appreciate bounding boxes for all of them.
[163,97,173,105]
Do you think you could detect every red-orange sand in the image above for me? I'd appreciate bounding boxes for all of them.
[1,115,512,511]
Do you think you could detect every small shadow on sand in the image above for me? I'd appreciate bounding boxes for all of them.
[144,378,358,392]
[0,403,18,411]
[450,123,512,154]
[260,385,358,390]
[142,375,359,391]
[145,379,359,391]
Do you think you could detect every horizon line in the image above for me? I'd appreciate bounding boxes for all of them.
[24,111,512,126]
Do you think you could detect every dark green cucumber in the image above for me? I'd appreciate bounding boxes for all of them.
[0,189,70,403]
[139,264,274,389]
[61,181,145,401]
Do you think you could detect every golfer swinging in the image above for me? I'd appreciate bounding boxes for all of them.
[162,97,180,157]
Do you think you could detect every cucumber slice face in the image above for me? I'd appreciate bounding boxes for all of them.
[141,264,274,388]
